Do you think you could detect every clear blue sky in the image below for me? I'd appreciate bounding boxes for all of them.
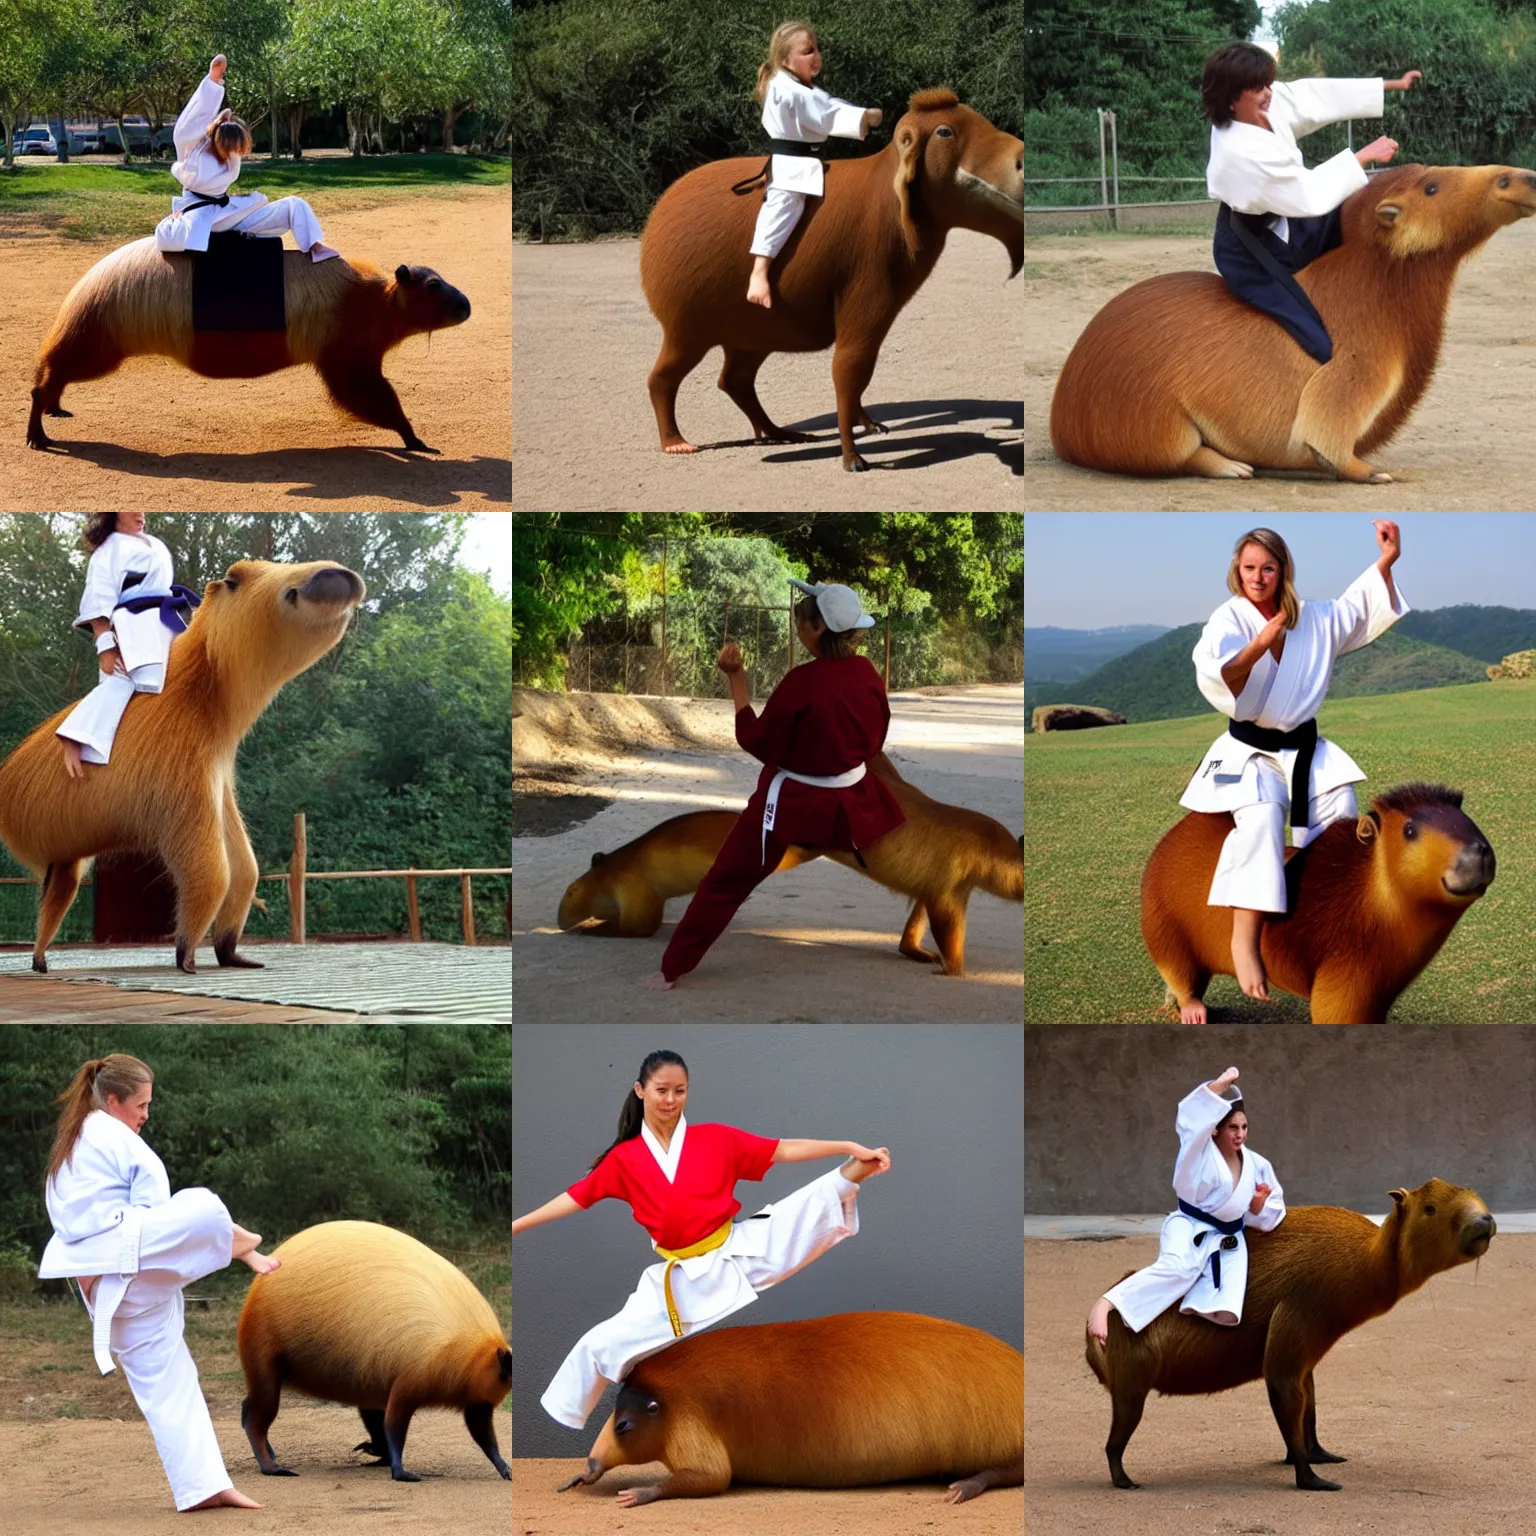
[1024,514,1536,629]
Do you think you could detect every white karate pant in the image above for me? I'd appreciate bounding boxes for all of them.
[750,187,808,258]
[1207,760,1358,912]
[56,658,166,765]
[156,195,337,261]
[1102,1210,1248,1331]
[540,1166,860,1429]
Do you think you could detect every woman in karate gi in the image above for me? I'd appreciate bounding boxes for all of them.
[744,21,882,308]
[1179,521,1407,1020]
[1203,41,1420,364]
[1088,1067,1284,1346]
[513,1048,890,1437]
[155,55,336,261]
[56,512,199,778]
[37,1053,280,1512]
[638,578,905,989]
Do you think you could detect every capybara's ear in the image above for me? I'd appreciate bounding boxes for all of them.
[1355,811,1381,844]
[395,263,413,284]
[591,852,606,867]
[1388,1188,1409,1210]
[892,125,923,258]
[1376,201,1402,229]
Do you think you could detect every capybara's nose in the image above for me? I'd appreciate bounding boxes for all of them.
[450,289,471,323]
[300,567,365,605]
[1455,839,1496,889]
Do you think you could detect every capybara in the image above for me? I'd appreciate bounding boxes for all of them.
[27,238,471,452]
[558,754,1022,975]
[237,1221,511,1482]
[640,89,1023,471]
[0,559,365,973]
[1141,783,1494,1023]
[559,1312,1023,1505]
[1086,1179,1495,1491]
[1050,163,1536,480]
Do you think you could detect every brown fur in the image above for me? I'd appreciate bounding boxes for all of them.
[0,559,365,974]
[1141,783,1494,1023]
[26,237,470,452]
[237,1221,511,1482]
[566,1312,1023,1504]
[557,754,1022,975]
[1050,164,1536,480]
[640,89,1023,471]
[1086,1180,1494,1490]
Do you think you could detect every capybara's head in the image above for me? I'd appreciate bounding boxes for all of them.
[891,89,1023,277]
[1342,163,1536,260]
[1357,783,1495,905]
[1387,1177,1495,1294]
[556,855,605,930]
[390,264,472,336]
[585,1375,669,1477]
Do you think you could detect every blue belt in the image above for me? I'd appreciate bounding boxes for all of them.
[1178,1198,1244,1289]
[116,584,202,634]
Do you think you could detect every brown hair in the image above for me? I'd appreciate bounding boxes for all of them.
[1226,527,1301,630]
[794,593,859,660]
[206,110,252,165]
[1201,42,1276,128]
[754,19,819,105]
[82,513,120,550]
[46,1054,154,1182]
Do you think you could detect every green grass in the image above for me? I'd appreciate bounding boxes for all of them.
[1025,680,1536,1024]
[0,155,510,242]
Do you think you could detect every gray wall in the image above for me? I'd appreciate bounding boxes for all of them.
[513,1023,1023,1456]
[1027,1025,1536,1213]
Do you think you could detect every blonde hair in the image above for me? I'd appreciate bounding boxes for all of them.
[46,1054,154,1182]
[754,19,819,105]
[206,109,252,166]
[1227,527,1300,630]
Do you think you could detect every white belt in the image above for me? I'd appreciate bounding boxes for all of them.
[762,763,866,863]
[88,1206,145,1375]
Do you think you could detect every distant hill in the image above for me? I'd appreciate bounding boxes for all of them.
[1394,605,1536,665]
[1024,624,1171,684]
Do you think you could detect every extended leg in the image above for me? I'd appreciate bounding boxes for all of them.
[32,860,84,973]
[28,335,127,448]
[464,1403,511,1479]
[213,781,264,968]
[657,816,786,982]
[716,347,812,443]
[647,336,711,454]
[831,335,884,471]
[319,360,435,452]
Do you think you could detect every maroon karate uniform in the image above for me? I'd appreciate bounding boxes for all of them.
[660,654,905,981]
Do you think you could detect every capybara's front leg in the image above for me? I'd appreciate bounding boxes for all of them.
[1105,1379,1147,1489]
[617,1462,732,1506]
[1293,361,1397,483]
[383,1385,422,1482]
[1266,1372,1340,1490]
[647,336,710,454]
[1284,1368,1346,1466]
[831,335,883,471]
[1308,968,1386,1025]
[32,859,84,972]
[212,782,264,968]
[167,824,231,974]
[944,1457,1025,1503]
[319,359,438,453]
[463,1403,511,1480]
[717,347,813,443]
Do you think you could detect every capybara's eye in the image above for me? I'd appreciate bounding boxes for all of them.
[935,126,954,138]
[1424,1204,1437,1216]
[1500,175,1512,188]
[224,575,240,591]
[1404,822,1417,840]
[428,278,442,290]
[1424,182,1438,196]
[646,1399,660,1415]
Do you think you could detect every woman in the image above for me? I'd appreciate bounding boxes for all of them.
[1088,1067,1284,1346]
[1204,41,1420,363]
[56,512,201,778]
[639,578,905,989]
[1179,522,1407,1019]
[36,1054,279,1512]
[512,1049,889,1433]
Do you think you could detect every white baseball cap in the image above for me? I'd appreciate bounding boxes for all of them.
[788,578,876,632]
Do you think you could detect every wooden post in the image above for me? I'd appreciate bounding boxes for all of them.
[289,812,306,944]
[460,873,476,946]
[661,532,668,698]
[406,869,421,941]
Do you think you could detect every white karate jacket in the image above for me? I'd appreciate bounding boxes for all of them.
[164,72,268,252]
[74,530,178,673]
[760,69,869,197]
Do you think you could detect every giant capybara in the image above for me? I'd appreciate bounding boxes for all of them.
[0,559,365,973]
[557,753,1022,975]
[1086,1179,1495,1491]
[27,238,471,452]
[1141,783,1494,1023]
[237,1221,511,1482]
[1050,163,1536,480]
[559,1312,1023,1505]
[640,89,1023,471]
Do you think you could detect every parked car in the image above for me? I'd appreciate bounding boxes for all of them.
[17,125,58,156]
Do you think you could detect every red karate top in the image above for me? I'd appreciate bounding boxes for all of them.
[736,655,905,852]
[566,1122,780,1250]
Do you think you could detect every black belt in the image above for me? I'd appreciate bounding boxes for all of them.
[181,193,231,213]
[1178,1199,1244,1289]
[730,139,827,196]
[1227,716,1319,829]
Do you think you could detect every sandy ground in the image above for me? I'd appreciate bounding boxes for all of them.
[1026,219,1536,509]
[510,232,1023,510]
[510,686,1023,1023]
[1,188,510,510]
[512,1457,1023,1534]
[1026,1231,1534,1534]
[0,1405,511,1535]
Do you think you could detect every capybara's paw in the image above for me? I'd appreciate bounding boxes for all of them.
[944,1475,985,1503]
[400,436,440,454]
[46,407,73,418]
[1366,470,1394,484]
[31,954,47,975]
[215,941,265,969]
[259,1464,299,1478]
[25,425,52,450]
[757,427,815,444]
[390,1469,423,1484]
[175,939,197,974]
[844,454,871,472]
[1178,1000,1208,1024]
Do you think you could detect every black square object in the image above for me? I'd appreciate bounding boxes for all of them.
[192,231,287,332]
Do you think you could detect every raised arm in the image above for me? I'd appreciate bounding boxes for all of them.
[1373,518,1401,610]
[511,1190,581,1236]
[773,1138,890,1173]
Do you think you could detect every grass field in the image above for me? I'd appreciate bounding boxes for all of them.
[0,153,511,242]
[1025,680,1536,1024]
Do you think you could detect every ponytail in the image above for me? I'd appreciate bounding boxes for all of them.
[45,1053,154,1183]
[587,1049,688,1172]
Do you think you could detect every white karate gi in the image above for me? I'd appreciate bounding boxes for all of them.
[749,70,870,259]
[37,1110,236,1511]
[1103,1082,1285,1332]
[154,72,335,260]
[1207,78,1384,244]
[540,1116,861,1429]
[1179,562,1409,912]
[56,531,179,765]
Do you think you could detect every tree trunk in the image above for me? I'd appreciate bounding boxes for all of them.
[346,107,362,156]
[1,107,15,168]
[116,109,134,165]
[54,107,69,163]
[268,79,281,158]
[288,102,305,159]
[443,101,460,153]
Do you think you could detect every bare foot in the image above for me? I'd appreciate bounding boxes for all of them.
[662,441,699,455]
[1230,909,1270,1001]
[184,1488,262,1510]
[638,971,676,991]
[746,259,773,308]
[1087,1297,1112,1347]
[241,1251,281,1275]
[61,739,85,779]
[1179,999,1208,1025]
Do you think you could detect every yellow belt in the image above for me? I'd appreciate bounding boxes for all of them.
[655,1218,734,1338]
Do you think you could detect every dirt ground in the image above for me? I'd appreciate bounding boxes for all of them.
[1026,218,1536,509]
[0,1407,511,1534]
[510,232,1023,511]
[512,1457,1023,1534]
[1026,1232,1535,1535]
[510,686,1023,1023]
[0,188,510,510]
